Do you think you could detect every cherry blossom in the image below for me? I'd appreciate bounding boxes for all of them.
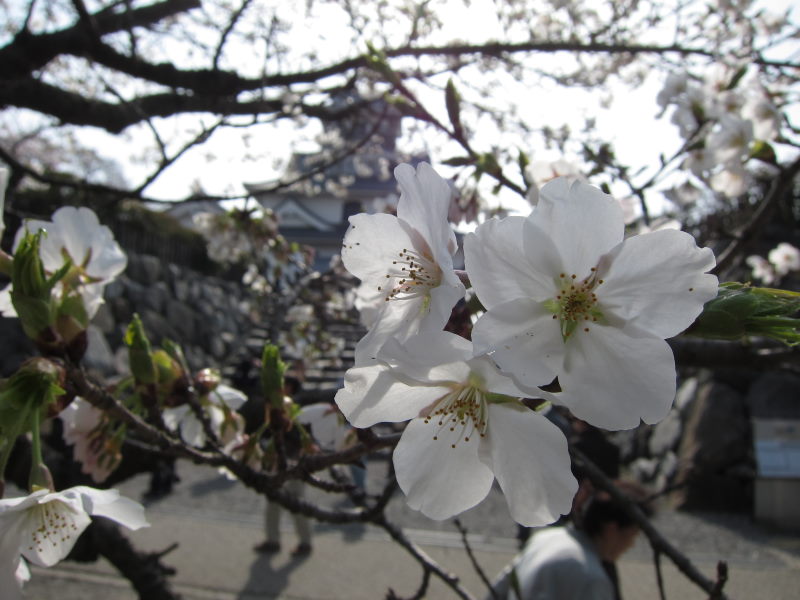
[707,115,753,165]
[59,398,120,483]
[746,255,776,285]
[335,331,577,526]
[710,164,748,198]
[742,89,781,141]
[0,486,147,598]
[465,177,717,430]
[525,159,583,206]
[0,207,127,319]
[340,162,465,365]
[163,384,247,447]
[298,403,351,451]
[768,243,800,278]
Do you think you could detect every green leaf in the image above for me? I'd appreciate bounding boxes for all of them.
[750,140,777,164]
[726,65,748,90]
[445,79,464,139]
[518,149,530,183]
[441,156,474,167]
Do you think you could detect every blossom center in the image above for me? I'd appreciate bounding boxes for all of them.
[422,377,488,448]
[546,270,605,340]
[27,501,80,554]
[377,247,442,302]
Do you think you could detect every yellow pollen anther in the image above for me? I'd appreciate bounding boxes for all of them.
[425,384,489,448]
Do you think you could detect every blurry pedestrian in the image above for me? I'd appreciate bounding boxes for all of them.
[490,481,651,600]
[254,377,312,557]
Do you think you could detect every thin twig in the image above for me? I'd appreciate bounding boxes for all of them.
[570,446,728,600]
[712,155,800,276]
[372,514,476,600]
[654,549,667,600]
[454,518,498,600]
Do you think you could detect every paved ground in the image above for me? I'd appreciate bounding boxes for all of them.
[20,455,800,599]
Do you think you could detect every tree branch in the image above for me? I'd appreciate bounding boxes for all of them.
[570,446,729,600]
[712,155,800,276]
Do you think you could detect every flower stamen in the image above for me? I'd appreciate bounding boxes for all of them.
[380,247,442,302]
[546,269,605,340]
[423,384,488,448]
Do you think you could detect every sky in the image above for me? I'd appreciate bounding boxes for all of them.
[104,1,677,209]
[11,0,799,219]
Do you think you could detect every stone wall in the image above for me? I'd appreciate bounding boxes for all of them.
[89,253,257,376]
[616,369,800,513]
[0,252,258,379]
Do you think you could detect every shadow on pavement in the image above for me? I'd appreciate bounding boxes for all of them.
[237,551,308,599]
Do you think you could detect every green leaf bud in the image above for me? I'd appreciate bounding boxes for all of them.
[686,283,800,345]
[10,231,63,341]
[124,314,157,384]
[260,343,286,409]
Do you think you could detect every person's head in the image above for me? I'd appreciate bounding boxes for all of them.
[581,481,652,562]
[282,375,301,397]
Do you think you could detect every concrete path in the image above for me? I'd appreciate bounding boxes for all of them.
[20,458,800,599]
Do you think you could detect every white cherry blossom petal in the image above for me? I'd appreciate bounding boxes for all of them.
[212,385,247,411]
[556,326,676,430]
[341,212,415,283]
[298,403,348,451]
[598,229,718,338]
[180,412,206,448]
[0,285,16,317]
[530,178,624,278]
[483,404,577,526]
[66,487,149,531]
[471,297,563,385]
[161,405,188,431]
[335,364,450,427]
[395,162,458,260]
[377,333,472,383]
[464,216,548,309]
[353,292,428,364]
[394,418,495,520]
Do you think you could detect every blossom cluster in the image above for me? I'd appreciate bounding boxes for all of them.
[336,162,717,525]
[747,242,800,285]
[657,63,782,199]
[0,205,127,333]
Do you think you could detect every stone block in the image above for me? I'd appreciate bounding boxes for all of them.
[166,300,196,340]
[649,409,683,456]
[672,380,752,510]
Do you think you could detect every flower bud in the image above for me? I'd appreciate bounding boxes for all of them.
[29,461,55,492]
[686,282,800,344]
[124,314,157,384]
[194,368,221,395]
[10,231,65,342]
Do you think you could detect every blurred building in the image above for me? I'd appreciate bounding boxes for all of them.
[245,93,427,271]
